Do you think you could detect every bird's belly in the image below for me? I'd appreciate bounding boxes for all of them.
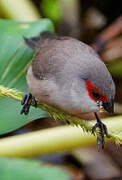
[27,66,99,115]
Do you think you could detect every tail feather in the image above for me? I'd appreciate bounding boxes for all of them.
[23,32,56,49]
[23,36,37,49]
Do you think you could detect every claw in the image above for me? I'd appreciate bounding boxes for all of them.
[104,125,110,138]
[32,96,37,107]
[97,137,101,151]
[92,123,98,135]
[20,93,37,115]
[21,95,27,105]
[92,112,110,151]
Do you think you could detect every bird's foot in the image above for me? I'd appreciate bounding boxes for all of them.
[20,93,37,115]
[92,120,110,151]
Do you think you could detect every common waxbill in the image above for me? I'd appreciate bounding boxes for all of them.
[21,32,115,150]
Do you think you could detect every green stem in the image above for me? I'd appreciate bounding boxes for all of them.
[0,85,91,131]
[0,84,122,154]
[0,117,121,158]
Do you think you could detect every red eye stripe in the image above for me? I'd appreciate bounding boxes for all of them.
[85,80,108,102]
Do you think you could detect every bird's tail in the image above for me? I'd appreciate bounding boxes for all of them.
[23,31,56,50]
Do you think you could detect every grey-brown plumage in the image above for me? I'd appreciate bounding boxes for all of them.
[24,32,115,114]
[22,32,115,150]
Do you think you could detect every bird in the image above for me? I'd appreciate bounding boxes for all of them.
[21,32,115,150]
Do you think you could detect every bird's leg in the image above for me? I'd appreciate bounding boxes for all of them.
[92,112,110,151]
[20,93,37,115]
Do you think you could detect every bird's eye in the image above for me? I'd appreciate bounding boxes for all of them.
[91,90,100,99]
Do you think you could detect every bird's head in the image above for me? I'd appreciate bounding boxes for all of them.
[69,55,116,114]
[85,79,115,114]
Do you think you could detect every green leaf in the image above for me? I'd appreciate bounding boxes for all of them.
[0,158,70,180]
[41,0,62,23]
[0,19,54,134]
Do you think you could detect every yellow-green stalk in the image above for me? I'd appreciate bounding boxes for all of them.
[0,117,121,158]
[0,0,40,21]
[0,85,122,149]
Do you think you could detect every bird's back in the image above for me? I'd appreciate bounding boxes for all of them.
[31,32,99,81]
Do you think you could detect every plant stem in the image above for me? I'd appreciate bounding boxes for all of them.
[0,85,92,132]
[0,85,122,156]
[0,117,121,158]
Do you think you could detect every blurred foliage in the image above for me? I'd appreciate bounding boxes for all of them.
[109,60,122,78]
[0,0,40,21]
[0,19,54,134]
[41,0,62,23]
[0,158,69,180]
